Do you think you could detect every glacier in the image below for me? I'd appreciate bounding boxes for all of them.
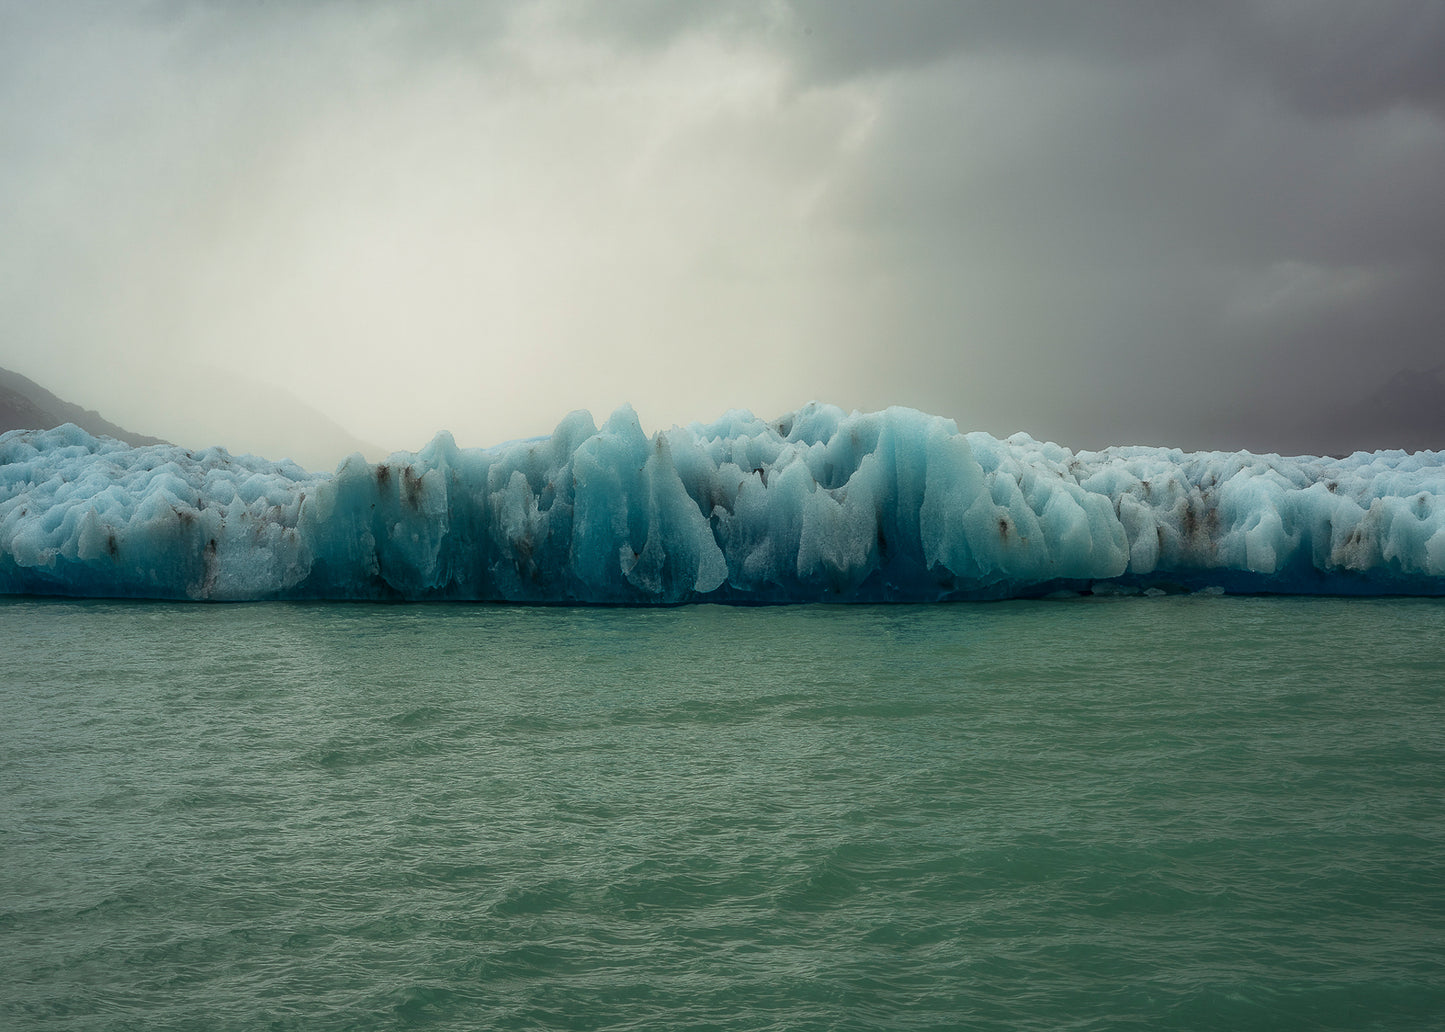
[2,404,1442,602]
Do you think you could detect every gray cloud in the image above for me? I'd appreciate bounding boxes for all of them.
[760,1,1445,449]
[1,0,1441,461]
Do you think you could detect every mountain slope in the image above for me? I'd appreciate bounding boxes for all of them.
[0,366,168,447]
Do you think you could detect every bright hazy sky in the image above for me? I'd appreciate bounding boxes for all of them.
[3,1,1444,465]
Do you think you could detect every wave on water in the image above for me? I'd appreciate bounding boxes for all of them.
[2,404,1442,602]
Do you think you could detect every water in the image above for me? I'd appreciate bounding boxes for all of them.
[2,596,1443,1031]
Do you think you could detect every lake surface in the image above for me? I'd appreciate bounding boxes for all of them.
[2,596,1443,1030]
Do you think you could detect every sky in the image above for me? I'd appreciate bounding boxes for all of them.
[3,0,1444,466]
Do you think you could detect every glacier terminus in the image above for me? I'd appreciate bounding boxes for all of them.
[2,404,1442,602]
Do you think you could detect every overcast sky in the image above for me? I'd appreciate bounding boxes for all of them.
[3,0,1443,465]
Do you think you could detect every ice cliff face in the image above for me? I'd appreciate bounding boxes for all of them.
[2,404,1442,602]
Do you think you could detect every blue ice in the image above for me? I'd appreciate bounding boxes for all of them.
[2,405,1442,601]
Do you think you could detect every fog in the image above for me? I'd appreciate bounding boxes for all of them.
[3,1,1443,466]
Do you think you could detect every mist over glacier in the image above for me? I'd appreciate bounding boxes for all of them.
[2,404,1442,603]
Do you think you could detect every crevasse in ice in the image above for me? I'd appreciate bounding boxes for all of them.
[2,404,1442,601]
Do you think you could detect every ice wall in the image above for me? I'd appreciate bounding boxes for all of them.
[2,405,1442,602]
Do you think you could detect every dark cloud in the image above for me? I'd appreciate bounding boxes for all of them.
[743,1,1445,450]
[784,2,1207,81]
[771,1,1445,119]
[1,0,1442,456]
[1224,0,1445,118]
[578,1,1445,113]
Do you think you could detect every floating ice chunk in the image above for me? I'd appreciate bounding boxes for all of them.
[2,406,1442,602]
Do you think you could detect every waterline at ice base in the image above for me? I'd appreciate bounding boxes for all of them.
[2,404,1442,602]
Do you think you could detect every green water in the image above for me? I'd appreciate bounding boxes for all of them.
[2,597,1443,1031]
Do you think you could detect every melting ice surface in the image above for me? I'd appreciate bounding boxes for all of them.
[2,404,1442,602]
